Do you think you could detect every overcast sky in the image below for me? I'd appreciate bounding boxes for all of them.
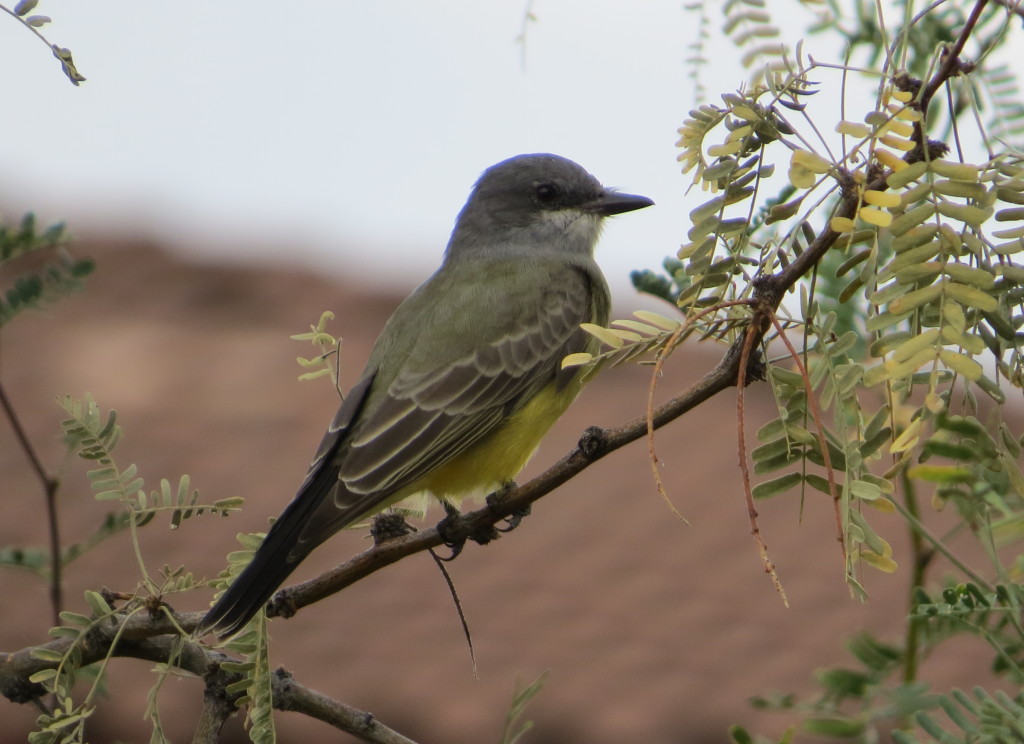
[2,1,1013,295]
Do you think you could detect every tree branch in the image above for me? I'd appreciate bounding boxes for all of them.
[2,629,421,744]
[270,339,750,620]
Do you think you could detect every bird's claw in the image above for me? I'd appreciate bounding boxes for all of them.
[488,499,531,533]
[435,502,467,561]
[485,483,530,533]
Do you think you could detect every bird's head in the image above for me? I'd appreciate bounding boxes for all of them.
[448,153,653,257]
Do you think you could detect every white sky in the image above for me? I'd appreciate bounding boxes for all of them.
[0,2,1017,294]
[0,1,748,293]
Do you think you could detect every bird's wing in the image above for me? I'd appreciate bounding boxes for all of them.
[333,264,603,510]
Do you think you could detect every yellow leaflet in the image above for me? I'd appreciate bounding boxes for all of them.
[890,418,923,453]
[884,119,914,137]
[893,262,942,286]
[561,352,594,369]
[889,204,934,236]
[862,190,901,208]
[942,263,995,289]
[995,206,1024,221]
[891,225,937,252]
[830,216,856,232]
[993,239,1024,256]
[932,180,987,200]
[607,328,643,343]
[874,148,908,171]
[942,281,998,312]
[880,134,915,151]
[886,160,928,189]
[708,142,744,157]
[611,319,664,336]
[732,105,758,120]
[859,206,893,227]
[860,550,898,573]
[924,391,945,414]
[791,149,832,173]
[885,347,936,379]
[788,165,816,189]
[900,182,932,205]
[939,349,983,380]
[939,325,986,355]
[887,283,942,314]
[935,201,992,226]
[996,264,1024,282]
[995,187,1024,205]
[869,497,896,513]
[633,310,681,331]
[835,120,871,138]
[937,224,963,253]
[942,301,966,332]
[580,323,624,348]
[993,224,1024,240]
[929,160,979,181]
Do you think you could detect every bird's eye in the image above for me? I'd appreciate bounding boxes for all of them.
[535,183,558,204]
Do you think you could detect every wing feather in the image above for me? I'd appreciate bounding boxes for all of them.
[338,267,600,498]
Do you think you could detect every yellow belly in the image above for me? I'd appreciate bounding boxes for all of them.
[411,382,579,504]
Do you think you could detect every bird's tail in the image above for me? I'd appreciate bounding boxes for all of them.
[197,471,336,639]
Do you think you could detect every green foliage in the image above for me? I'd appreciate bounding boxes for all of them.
[290,309,343,387]
[58,394,243,534]
[893,687,1024,744]
[6,392,241,743]
[632,2,1024,742]
[218,577,276,744]
[0,512,132,577]
[499,672,550,744]
[27,591,130,744]
[0,1,85,84]
[206,532,277,741]
[0,212,93,327]
[143,635,187,744]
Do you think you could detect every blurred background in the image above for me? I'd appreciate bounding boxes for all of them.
[0,0,707,292]
[0,2,1011,742]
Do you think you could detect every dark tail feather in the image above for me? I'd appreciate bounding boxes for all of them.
[197,474,336,639]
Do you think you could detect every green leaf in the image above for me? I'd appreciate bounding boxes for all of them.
[752,472,803,499]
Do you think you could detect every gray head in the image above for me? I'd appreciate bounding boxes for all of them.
[447,153,653,257]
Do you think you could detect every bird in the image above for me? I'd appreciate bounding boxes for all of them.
[198,153,653,638]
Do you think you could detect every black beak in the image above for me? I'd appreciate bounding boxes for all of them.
[586,189,655,216]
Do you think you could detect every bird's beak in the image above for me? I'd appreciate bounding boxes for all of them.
[586,189,655,216]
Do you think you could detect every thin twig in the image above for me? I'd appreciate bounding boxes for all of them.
[0,381,62,625]
[646,321,692,526]
[768,315,847,562]
[735,321,787,605]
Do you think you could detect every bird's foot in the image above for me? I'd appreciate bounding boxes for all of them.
[486,483,530,533]
[268,589,298,620]
[370,511,414,545]
[436,498,512,560]
[436,501,467,561]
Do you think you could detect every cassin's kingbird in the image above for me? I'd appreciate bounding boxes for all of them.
[199,153,652,638]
